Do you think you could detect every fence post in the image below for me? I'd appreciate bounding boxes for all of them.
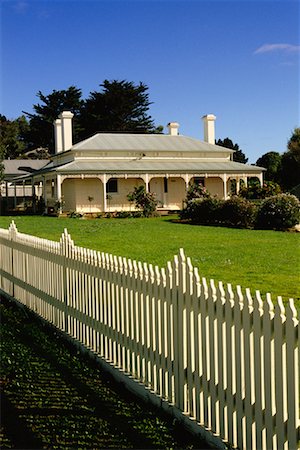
[8,221,18,298]
[59,229,74,334]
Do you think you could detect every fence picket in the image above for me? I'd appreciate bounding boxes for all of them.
[285,299,299,450]
[224,283,236,446]
[274,297,288,450]
[262,294,276,450]
[0,222,298,450]
[233,286,244,450]
[217,281,228,441]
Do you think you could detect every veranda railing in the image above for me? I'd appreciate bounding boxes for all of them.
[0,221,299,450]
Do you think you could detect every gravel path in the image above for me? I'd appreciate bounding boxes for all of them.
[0,296,216,449]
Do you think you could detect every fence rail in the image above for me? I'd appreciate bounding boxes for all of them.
[0,221,299,450]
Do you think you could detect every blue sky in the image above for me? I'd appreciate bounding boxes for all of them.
[1,0,299,162]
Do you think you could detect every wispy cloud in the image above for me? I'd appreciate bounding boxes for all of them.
[13,1,29,14]
[254,44,300,55]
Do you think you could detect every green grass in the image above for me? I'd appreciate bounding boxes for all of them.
[1,296,213,449]
[0,215,299,303]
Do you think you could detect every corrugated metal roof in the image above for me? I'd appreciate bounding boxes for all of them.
[71,133,233,153]
[3,160,49,177]
[55,159,264,174]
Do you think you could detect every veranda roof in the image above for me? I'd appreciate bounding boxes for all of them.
[3,160,49,179]
[48,159,264,174]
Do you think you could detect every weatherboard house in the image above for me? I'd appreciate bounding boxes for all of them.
[21,112,264,213]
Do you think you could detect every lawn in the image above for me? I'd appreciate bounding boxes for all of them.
[0,215,299,302]
[0,295,213,449]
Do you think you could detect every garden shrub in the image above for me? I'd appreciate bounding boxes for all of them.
[186,182,210,201]
[239,180,281,200]
[115,211,132,218]
[256,193,300,230]
[219,196,257,228]
[130,211,144,218]
[127,186,158,217]
[68,211,84,218]
[181,197,223,224]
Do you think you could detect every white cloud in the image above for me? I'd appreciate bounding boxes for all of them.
[254,44,300,54]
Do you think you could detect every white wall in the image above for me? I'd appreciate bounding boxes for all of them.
[62,178,103,212]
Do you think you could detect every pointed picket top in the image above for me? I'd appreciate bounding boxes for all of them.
[201,276,209,299]
[209,278,217,298]
[178,247,186,266]
[113,254,119,272]
[143,261,149,281]
[274,296,286,324]
[133,259,138,278]
[109,253,114,270]
[285,298,299,326]
[118,255,124,273]
[236,285,244,309]
[148,263,155,281]
[9,220,17,232]
[217,280,226,305]
[161,266,166,285]
[253,289,264,316]
[155,265,161,284]
[9,220,18,239]
[263,293,275,319]
[59,228,74,256]
[137,260,144,279]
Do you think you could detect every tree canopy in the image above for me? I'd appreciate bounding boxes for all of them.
[80,80,156,139]
[256,151,282,183]
[281,127,300,190]
[255,129,300,191]
[215,137,248,163]
[18,80,159,155]
[22,86,83,154]
[0,115,29,160]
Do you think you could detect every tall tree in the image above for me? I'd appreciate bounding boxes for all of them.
[0,115,29,159]
[280,127,300,190]
[23,86,83,154]
[80,80,156,138]
[256,151,282,183]
[216,137,248,163]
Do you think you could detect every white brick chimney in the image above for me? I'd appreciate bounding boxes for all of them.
[167,122,180,136]
[53,118,63,153]
[202,114,216,144]
[54,111,74,153]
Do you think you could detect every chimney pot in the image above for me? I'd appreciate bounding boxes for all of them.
[167,122,180,136]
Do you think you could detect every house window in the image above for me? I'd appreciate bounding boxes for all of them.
[107,178,118,193]
[193,177,205,187]
[164,177,168,193]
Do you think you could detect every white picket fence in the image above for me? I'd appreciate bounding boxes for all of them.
[0,221,299,450]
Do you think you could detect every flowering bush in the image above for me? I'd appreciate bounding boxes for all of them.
[256,194,300,230]
[239,181,281,200]
[186,183,210,201]
[127,186,158,217]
